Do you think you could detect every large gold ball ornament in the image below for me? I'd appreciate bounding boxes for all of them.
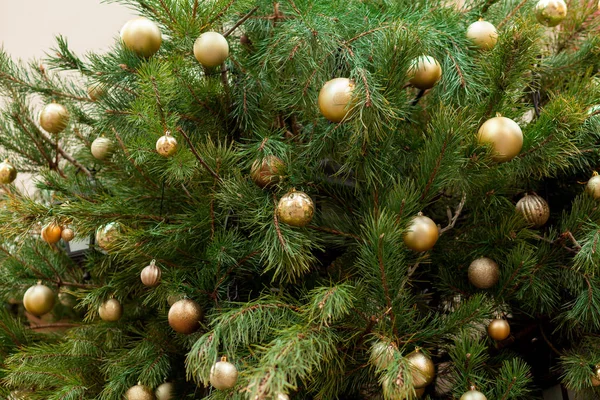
[406,349,435,389]
[140,260,161,287]
[126,383,155,400]
[0,159,18,184]
[156,131,178,157]
[586,173,600,199]
[168,299,203,334]
[91,137,115,160]
[477,116,523,162]
[487,319,510,341]
[408,56,442,90]
[318,78,355,123]
[591,365,600,387]
[41,223,63,245]
[403,214,439,252]
[466,20,498,50]
[87,83,106,101]
[61,227,75,242]
[250,155,285,188]
[516,193,550,228]
[155,382,174,400]
[193,32,229,68]
[121,17,162,57]
[460,389,487,400]
[39,103,70,134]
[210,357,239,390]
[535,0,567,27]
[23,283,55,316]
[98,298,123,322]
[276,190,315,227]
[468,257,500,289]
[96,222,120,251]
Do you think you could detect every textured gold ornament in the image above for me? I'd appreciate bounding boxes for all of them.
[91,137,114,160]
[406,349,435,389]
[41,223,63,245]
[155,382,174,400]
[403,214,439,252]
[0,159,17,184]
[141,259,161,287]
[210,356,239,390]
[39,103,70,134]
[98,298,123,322]
[96,222,120,251]
[251,155,285,188]
[586,173,600,200]
[23,283,55,316]
[487,319,510,341]
[516,193,549,228]
[460,389,487,400]
[168,299,203,334]
[591,365,600,387]
[61,227,75,242]
[276,190,315,227]
[466,20,498,50]
[194,32,229,67]
[468,257,500,289]
[126,383,155,400]
[477,116,523,162]
[408,56,442,90]
[156,131,178,157]
[318,78,355,123]
[121,17,162,57]
[535,0,567,27]
[87,83,106,101]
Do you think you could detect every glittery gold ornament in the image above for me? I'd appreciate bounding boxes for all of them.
[586,172,600,199]
[140,259,161,287]
[477,116,523,162]
[406,349,435,389]
[41,223,63,245]
[96,222,120,251]
[460,389,487,400]
[0,159,17,184]
[403,214,439,252]
[487,319,510,341]
[251,155,285,188]
[408,56,442,90]
[318,78,355,123]
[193,32,229,67]
[87,83,106,101]
[591,365,600,387]
[168,299,203,334]
[98,298,123,322]
[61,227,75,242]
[126,383,155,400]
[23,283,55,316]
[466,20,498,50]
[468,257,500,289]
[39,103,69,134]
[276,190,315,227]
[535,0,567,27]
[91,137,114,160]
[210,356,239,390]
[516,193,549,228]
[121,17,162,57]
[155,382,174,400]
[156,131,178,157]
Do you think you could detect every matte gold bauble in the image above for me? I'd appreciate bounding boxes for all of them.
[460,389,487,400]
[155,382,174,400]
[586,173,600,199]
[96,222,120,251]
[39,103,69,134]
[91,137,114,160]
[168,299,203,334]
[140,260,161,287]
[41,223,63,244]
[406,349,435,389]
[276,190,315,227]
[466,20,498,50]
[210,357,239,390]
[468,257,500,289]
[516,193,549,228]
[87,83,106,101]
[251,155,285,188]
[156,132,178,157]
[535,0,567,27]
[487,319,510,341]
[408,56,442,90]
[61,227,75,242]
[0,159,18,184]
[193,32,229,67]
[98,298,123,322]
[318,78,355,123]
[403,214,439,252]
[121,17,162,57]
[477,116,523,162]
[591,366,600,387]
[126,383,155,400]
[23,283,55,316]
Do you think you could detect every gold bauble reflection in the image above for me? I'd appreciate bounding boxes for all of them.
[318,78,355,123]
[487,319,510,341]
[155,382,174,400]
[194,32,229,68]
[466,20,498,50]
[535,0,568,27]
[23,284,55,316]
[39,103,70,134]
[250,155,285,188]
[408,56,442,90]
[515,193,550,228]
[277,190,315,227]
[126,384,155,400]
[406,349,435,389]
[41,223,63,245]
[60,227,75,242]
[121,17,162,57]
[468,257,500,289]
[403,215,439,252]
[91,137,115,160]
[477,116,523,162]
[98,298,123,322]
[96,222,120,252]
[0,159,18,184]
[591,366,600,387]
[210,357,239,390]
[460,389,487,400]
[87,83,106,101]
[156,132,178,157]
[586,174,600,199]
[168,299,203,334]
[140,260,161,287]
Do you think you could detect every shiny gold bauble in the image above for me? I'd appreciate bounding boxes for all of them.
[460,389,487,400]
[406,349,435,389]
[60,227,75,242]
[403,214,439,252]
[39,103,69,134]
[276,190,315,227]
[156,132,178,157]
[586,173,600,199]
[91,137,115,160]
[140,260,161,287]
[477,116,523,162]
[193,32,229,67]
[468,257,500,289]
[535,0,567,27]
[250,155,285,188]
[155,382,174,400]
[408,56,442,90]
[318,78,355,123]
[96,222,120,251]
[121,17,162,57]
[591,366,600,387]
[41,223,63,244]
[87,83,106,101]
[98,298,123,322]
[0,159,18,184]
[466,20,498,50]
[23,283,55,316]
[126,384,155,400]
[210,357,239,390]
[487,319,510,341]
[168,299,203,334]
[276,394,290,400]
[516,193,550,228]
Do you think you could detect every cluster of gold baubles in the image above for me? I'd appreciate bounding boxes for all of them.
[41,222,76,244]
[125,382,175,400]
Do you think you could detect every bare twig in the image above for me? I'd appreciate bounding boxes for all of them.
[223,6,259,37]
[497,0,528,30]
[273,194,287,248]
[440,192,467,234]
[177,127,222,183]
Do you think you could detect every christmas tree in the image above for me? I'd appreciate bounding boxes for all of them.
[1,0,600,398]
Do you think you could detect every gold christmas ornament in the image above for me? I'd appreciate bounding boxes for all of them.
[210,356,239,390]
[193,32,229,67]
[41,223,63,245]
[168,299,203,334]
[96,222,120,251]
[23,283,55,316]
[155,382,174,400]
[468,257,500,289]
[318,78,355,123]
[276,190,315,227]
[477,116,523,162]
[126,383,155,400]
[251,155,285,188]
[121,17,162,57]
[466,20,498,50]
[487,319,510,341]
[403,214,439,252]
[591,365,600,387]
[98,298,123,322]
[61,227,75,242]
[516,193,550,228]
[140,259,161,287]
[91,137,115,160]
[371,341,396,369]
[156,131,178,157]
[408,56,442,90]
[277,394,290,400]
[406,349,435,389]
[586,172,600,199]
[460,389,487,400]
[535,0,567,27]
[39,103,70,134]
[0,159,18,184]
[87,83,106,101]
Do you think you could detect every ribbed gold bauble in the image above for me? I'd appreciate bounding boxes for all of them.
[468,257,500,289]
[318,78,355,123]
[193,32,229,67]
[91,137,114,160]
[121,17,162,57]
[155,382,174,400]
[61,228,75,242]
[23,283,55,316]
[156,132,178,157]
[406,349,435,389]
[168,299,203,334]
[466,20,498,50]
[460,389,487,400]
[39,103,70,134]
[487,319,510,341]
[408,56,442,90]
[535,0,567,27]
[477,116,523,162]
[591,365,600,387]
[96,222,120,251]
[586,173,600,199]
[403,214,439,252]
[251,155,285,188]
[126,383,155,400]
[210,357,239,390]
[41,223,63,245]
[87,83,106,101]
[140,260,161,287]
[98,298,123,322]
[515,193,549,228]
[0,159,17,184]
[276,190,314,227]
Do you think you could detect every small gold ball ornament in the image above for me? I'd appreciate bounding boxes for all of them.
[41,223,63,245]
[39,103,70,134]
[210,356,239,390]
[460,389,487,400]
[87,83,106,101]
[140,259,161,287]
[23,283,55,316]
[155,382,174,400]
[91,137,115,160]
[586,172,600,199]
[466,20,498,50]
[276,190,315,227]
[121,17,162,57]
[0,159,18,184]
[193,32,229,68]
[468,257,500,289]
[487,319,510,341]
[277,394,290,400]
[126,383,155,400]
[168,299,203,334]
[318,78,355,123]
[403,214,439,252]
[516,193,550,228]
[61,227,75,242]
[98,298,123,322]
[477,116,523,162]
[591,365,600,387]
[535,0,567,27]
[156,131,178,157]
[408,56,442,90]
[96,222,120,252]
[406,349,435,389]
[250,155,285,188]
